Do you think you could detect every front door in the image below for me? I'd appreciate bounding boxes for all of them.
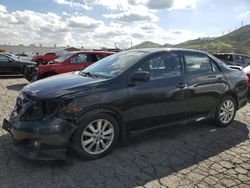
[128,52,188,132]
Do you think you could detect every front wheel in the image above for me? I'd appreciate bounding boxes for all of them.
[72,113,119,160]
[214,96,236,127]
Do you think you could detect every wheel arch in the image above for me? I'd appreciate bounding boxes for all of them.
[221,90,239,110]
[71,107,127,142]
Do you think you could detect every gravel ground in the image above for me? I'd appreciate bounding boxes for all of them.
[0,77,249,188]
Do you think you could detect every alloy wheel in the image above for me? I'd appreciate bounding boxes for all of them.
[219,99,235,124]
[81,119,114,155]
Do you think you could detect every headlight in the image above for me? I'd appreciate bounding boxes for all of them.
[20,100,59,121]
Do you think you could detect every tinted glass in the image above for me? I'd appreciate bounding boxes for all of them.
[243,56,250,64]
[138,53,182,79]
[235,55,244,64]
[185,54,217,74]
[54,53,72,62]
[89,54,98,62]
[0,55,8,62]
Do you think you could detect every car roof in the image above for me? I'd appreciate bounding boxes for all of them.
[124,48,209,56]
[69,50,115,54]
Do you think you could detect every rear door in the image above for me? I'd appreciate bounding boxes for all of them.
[184,52,227,118]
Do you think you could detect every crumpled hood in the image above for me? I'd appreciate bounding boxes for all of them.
[22,72,106,98]
[20,60,37,65]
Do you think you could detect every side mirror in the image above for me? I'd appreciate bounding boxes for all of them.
[131,71,150,83]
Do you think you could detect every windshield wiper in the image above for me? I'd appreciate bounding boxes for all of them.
[80,71,98,78]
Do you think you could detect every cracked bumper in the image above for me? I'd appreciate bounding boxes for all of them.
[2,117,77,160]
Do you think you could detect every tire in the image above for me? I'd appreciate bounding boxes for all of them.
[72,113,119,160]
[23,66,37,82]
[213,95,236,127]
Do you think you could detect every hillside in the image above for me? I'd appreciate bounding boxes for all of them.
[132,25,250,55]
[131,41,162,49]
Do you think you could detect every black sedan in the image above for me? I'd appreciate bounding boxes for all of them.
[2,48,248,160]
[0,53,36,75]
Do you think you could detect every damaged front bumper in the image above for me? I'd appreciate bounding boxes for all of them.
[2,117,77,160]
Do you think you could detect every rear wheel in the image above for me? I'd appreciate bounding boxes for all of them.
[214,95,236,127]
[72,113,119,160]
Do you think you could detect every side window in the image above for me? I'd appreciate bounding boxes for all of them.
[72,54,87,63]
[0,55,8,62]
[138,53,182,79]
[88,54,98,62]
[96,54,104,61]
[243,56,250,64]
[46,53,56,57]
[235,55,243,64]
[210,59,220,73]
[185,54,218,74]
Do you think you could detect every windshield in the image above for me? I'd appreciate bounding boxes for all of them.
[82,51,145,78]
[5,54,19,61]
[53,53,72,63]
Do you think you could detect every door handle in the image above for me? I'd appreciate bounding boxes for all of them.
[217,77,223,83]
[177,83,187,89]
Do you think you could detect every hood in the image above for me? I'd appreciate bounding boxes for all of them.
[20,60,37,65]
[22,72,106,98]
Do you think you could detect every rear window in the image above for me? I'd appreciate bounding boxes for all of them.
[185,53,220,75]
[214,54,233,62]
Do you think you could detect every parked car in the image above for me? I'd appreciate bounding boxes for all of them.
[15,53,33,62]
[32,51,60,65]
[2,48,248,160]
[214,53,250,67]
[24,51,115,81]
[0,53,36,75]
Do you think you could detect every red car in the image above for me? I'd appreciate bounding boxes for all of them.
[37,51,115,79]
[32,52,60,64]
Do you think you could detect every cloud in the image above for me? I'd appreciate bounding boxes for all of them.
[172,0,196,10]
[67,16,103,30]
[0,4,7,12]
[0,4,102,47]
[0,2,201,49]
[239,11,250,18]
[146,0,174,10]
[53,0,91,10]
[53,0,197,11]
[104,10,158,22]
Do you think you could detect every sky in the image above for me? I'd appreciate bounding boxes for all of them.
[0,0,250,49]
